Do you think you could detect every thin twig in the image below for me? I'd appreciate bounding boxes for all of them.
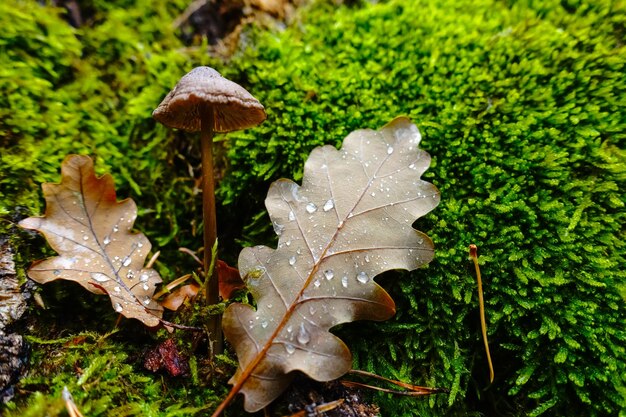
[179,247,203,266]
[341,380,444,397]
[469,244,495,383]
[145,250,160,269]
[280,399,344,417]
[63,386,85,417]
[172,0,207,29]
[153,274,193,299]
[344,369,448,396]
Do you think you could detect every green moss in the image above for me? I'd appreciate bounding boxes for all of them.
[3,330,224,417]
[2,0,625,416]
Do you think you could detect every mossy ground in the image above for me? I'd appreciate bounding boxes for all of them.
[1,0,625,416]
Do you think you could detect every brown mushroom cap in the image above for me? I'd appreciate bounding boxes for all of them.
[152,66,266,132]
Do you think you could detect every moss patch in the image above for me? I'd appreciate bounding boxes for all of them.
[1,0,625,416]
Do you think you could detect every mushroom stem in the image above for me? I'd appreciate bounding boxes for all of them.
[200,104,223,355]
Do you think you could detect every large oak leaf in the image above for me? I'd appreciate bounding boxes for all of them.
[221,117,440,412]
[19,155,163,327]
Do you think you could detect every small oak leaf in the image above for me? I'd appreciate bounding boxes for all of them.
[19,155,163,327]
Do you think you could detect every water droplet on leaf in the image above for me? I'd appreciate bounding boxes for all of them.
[285,344,296,354]
[357,271,370,284]
[91,272,110,282]
[305,203,317,213]
[341,276,349,288]
[289,256,297,266]
[323,270,334,280]
[323,199,334,212]
[297,323,310,345]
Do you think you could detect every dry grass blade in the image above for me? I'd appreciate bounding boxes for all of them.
[469,244,495,383]
[62,386,85,417]
[280,399,345,417]
[348,369,448,396]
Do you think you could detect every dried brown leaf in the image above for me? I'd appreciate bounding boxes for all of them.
[217,259,245,299]
[218,117,440,413]
[19,155,163,327]
[161,283,200,311]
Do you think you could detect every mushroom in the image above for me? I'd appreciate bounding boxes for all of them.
[153,66,266,354]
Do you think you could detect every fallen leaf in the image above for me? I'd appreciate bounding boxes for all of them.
[217,260,245,299]
[19,155,163,327]
[219,117,440,412]
[161,283,200,311]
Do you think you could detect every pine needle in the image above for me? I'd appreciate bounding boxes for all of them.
[469,244,495,383]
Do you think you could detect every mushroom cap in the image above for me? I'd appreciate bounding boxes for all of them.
[153,66,266,133]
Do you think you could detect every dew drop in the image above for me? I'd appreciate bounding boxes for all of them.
[357,271,370,284]
[83,235,89,241]
[285,344,296,354]
[143,297,151,305]
[364,255,371,263]
[323,199,334,212]
[286,325,293,333]
[114,303,123,312]
[142,283,149,291]
[91,272,110,282]
[122,257,131,267]
[387,146,394,155]
[309,305,317,315]
[409,163,416,169]
[126,270,135,280]
[261,321,268,329]
[305,203,317,213]
[113,225,119,233]
[140,273,149,282]
[53,269,61,276]
[289,256,297,266]
[297,323,310,345]
[288,210,296,221]
[273,221,285,236]
[114,286,121,292]
[103,236,111,245]
[341,276,349,288]
[323,270,334,280]
[314,280,321,288]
